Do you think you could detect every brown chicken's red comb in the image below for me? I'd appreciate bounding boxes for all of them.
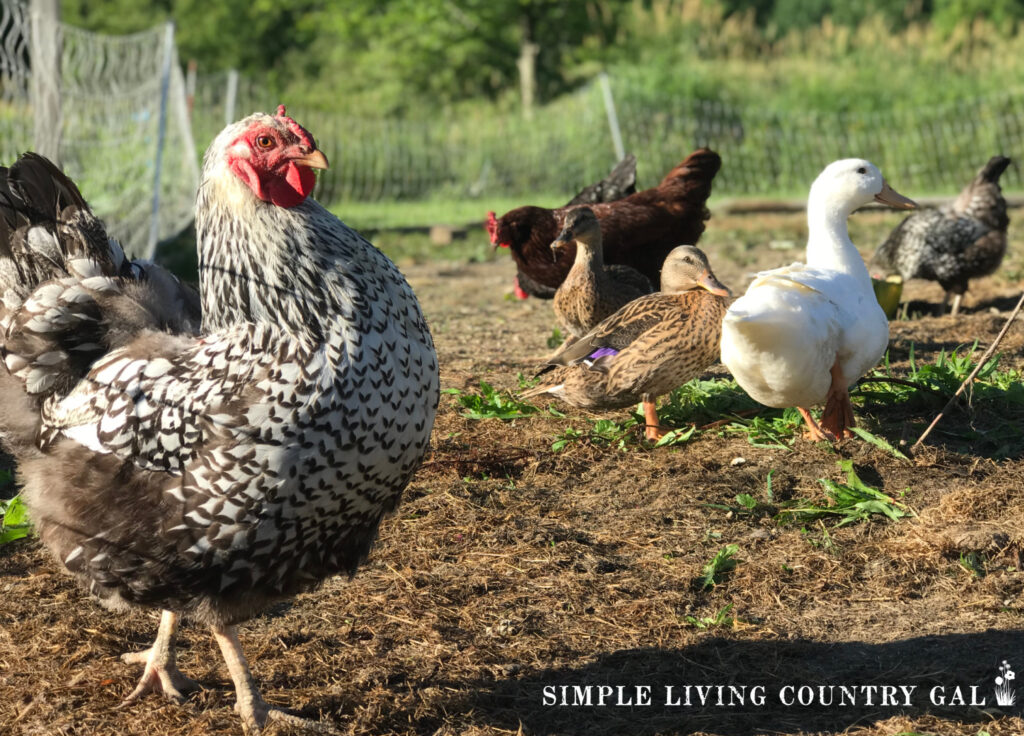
[486,211,499,244]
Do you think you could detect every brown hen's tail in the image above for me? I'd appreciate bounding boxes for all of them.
[657,148,721,196]
[0,154,199,450]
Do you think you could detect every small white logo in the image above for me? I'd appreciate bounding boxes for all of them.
[994,660,1016,707]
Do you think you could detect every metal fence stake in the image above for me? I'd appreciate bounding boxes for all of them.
[146,21,175,261]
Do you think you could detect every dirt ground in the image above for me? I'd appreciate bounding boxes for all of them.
[2,210,1024,736]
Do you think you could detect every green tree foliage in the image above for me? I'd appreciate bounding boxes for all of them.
[283,0,626,114]
[60,0,1024,113]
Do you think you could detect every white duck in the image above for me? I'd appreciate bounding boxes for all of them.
[720,159,916,441]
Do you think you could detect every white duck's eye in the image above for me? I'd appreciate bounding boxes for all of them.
[857,167,867,174]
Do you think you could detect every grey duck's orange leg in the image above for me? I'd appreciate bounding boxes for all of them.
[819,358,856,440]
[119,610,199,705]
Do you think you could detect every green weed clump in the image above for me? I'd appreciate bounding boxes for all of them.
[445,381,539,421]
[698,544,741,590]
[0,493,31,546]
[779,460,911,528]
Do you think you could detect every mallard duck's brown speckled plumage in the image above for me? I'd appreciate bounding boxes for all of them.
[523,246,728,440]
[551,207,652,339]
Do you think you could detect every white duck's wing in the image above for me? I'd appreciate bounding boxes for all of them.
[722,263,844,408]
[772,264,890,382]
[723,263,887,407]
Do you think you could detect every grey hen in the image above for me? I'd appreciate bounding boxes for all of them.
[0,106,438,733]
[873,155,1011,315]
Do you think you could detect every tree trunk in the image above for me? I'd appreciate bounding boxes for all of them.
[517,14,539,119]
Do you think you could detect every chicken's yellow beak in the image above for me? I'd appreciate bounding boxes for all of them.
[293,149,329,170]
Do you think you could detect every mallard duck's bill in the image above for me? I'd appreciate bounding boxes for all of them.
[699,272,731,297]
[550,238,572,260]
[874,181,916,209]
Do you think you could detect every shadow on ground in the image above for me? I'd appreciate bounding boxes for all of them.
[435,631,1024,736]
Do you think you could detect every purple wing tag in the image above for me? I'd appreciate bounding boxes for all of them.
[582,346,619,370]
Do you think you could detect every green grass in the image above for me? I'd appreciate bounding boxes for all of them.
[779,460,912,528]
[332,195,565,231]
[857,343,1024,456]
[551,418,636,452]
[0,493,31,546]
[698,544,741,590]
[444,381,539,421]
[684,603,736,630]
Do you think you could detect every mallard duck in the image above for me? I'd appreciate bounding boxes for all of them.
[872,155,1011,316]
[720,159,915,442]
[522,246,729,441]
[551,207,653,340]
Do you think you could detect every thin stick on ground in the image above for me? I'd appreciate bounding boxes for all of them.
[911,291,1024,452]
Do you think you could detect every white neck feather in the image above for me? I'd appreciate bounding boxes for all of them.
[805,192,871,285]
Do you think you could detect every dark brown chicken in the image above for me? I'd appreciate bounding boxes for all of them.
[487,148,721,298]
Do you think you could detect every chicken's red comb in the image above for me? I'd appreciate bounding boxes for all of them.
[485,211,499,244]
[275,104,315,150]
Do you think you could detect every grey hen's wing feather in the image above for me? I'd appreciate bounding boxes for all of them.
[38,322,295,474]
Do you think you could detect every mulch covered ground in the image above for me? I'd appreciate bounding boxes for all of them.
[1,210,1023,735]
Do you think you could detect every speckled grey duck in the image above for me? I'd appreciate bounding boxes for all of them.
[872,155,1011,315]
[0,107,438,733]
[522,246,729,441]
[551,207,653,340]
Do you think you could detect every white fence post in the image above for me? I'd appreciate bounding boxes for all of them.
[599,73,625,162]
[29,0,60,164]
[225,69,239,126]
[145,21,175,261]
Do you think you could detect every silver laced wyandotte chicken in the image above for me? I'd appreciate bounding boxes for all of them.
[872,155,1011,316]
[0,106,439,733]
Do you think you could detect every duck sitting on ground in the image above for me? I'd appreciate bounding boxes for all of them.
[551,207,652,344]
[720,159,916,442]
[522,246,729,441]
[872,155,1011,316]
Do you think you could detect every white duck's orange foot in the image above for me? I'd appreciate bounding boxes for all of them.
[820,390,856,439]
[797,406,835,442]
[819,358,856,440]
[645,425,668,442]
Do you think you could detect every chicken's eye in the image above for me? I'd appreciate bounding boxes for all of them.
[256,135,274,149]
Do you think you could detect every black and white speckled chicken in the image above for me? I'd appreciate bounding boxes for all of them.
[0,107,439,733]
[872,155,1011,315]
